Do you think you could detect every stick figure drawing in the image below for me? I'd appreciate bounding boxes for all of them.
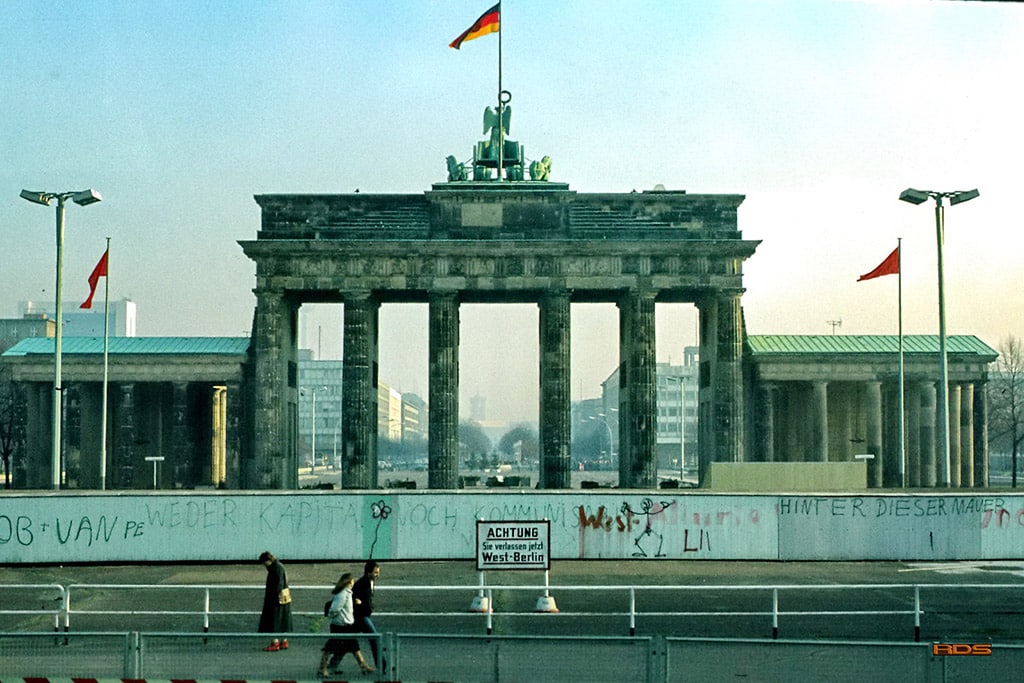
[621,498,674,557]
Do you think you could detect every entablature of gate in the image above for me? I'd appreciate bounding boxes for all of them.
[251,186,748,242]
[241,240,758,300]
[244,186,758,303]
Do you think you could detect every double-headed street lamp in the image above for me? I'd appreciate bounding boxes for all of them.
[587,413,616,470]
[899,187,979,487]
[20,188,102,489]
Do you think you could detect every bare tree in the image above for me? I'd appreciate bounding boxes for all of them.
[989,335,1024,487]
[498,424,539,463]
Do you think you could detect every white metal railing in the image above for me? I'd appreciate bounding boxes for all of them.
[3,581,1023,642]
[0,584,66,636]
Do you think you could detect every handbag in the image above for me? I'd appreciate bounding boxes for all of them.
[323,598,333,617]
[278,587,292,605]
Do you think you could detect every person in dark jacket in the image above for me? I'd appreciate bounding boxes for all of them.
[352,560,383,669]
[318,572,374,676]
[258,550,293,651]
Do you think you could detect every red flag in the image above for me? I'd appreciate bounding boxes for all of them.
[449,3,500,49]
[858,246,899,282]
[80,250,109,309]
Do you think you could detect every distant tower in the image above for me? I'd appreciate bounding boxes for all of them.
[470,393,486,423]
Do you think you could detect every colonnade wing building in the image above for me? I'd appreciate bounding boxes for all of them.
[240,182,757,489]
[746,334,998,489]
[3,337,249,489]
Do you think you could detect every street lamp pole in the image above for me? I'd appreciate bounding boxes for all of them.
[899,187,979,487]
[20,189,102,489]
[665,375,687,480]
[587,414,615,469]
[308,385,328,469]
[678,377,686,480]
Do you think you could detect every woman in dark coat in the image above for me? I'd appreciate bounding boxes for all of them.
[258,550,293,651]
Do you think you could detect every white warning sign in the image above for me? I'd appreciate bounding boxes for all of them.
[476,520,551,570]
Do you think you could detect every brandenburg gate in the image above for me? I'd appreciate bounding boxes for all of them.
[240,180,759,490]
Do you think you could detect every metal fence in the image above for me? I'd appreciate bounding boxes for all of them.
[4,581,1024,641]
[2,631,1024,681]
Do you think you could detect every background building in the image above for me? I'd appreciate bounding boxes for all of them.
[597,346,700,478]
[19,299,137,338]
[296,352,343,470]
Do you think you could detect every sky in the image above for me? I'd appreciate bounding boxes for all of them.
[3,0,1023,426]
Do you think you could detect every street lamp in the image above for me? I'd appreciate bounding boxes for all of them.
[666,375,688,480]
[20,188,102,489]
[587,413,615,469]
[899,187,979,487]
[303,385,328,470]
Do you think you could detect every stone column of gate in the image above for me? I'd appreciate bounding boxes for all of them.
[342,292,379,489]
[920,381,937,487]
[865,380,883,487]
[960,383,975,487]
[714,294,745,464]
[948,384,962,487]
[695,297,717,480]
[117,383,136,489]
[809,381,829,462]
[618,290,657,488]
[428,292,460,489]
[974,385,989,487]
[250,289,297,489]
[539,291,571,488]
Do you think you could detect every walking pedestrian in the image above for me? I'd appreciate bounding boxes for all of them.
[257,550,292,651]
[352,560,384,670]
[317,572,375,677]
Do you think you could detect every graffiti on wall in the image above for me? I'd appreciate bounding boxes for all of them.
[3,492,1024,564]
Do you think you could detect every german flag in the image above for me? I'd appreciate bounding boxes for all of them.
[449,3,500,49]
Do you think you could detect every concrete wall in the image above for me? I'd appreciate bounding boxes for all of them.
[1,491,1022,564]
[706,462,867,492]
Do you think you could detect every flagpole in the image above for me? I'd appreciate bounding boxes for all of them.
[897,238,905,488]
[100,237,111,490]
[497,1,504,181]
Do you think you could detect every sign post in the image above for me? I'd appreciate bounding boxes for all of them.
[144,456,165,489]
[475,519,557,614]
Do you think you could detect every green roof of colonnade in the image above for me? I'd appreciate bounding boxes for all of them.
[747,334,997,359]
[2,337,251,357]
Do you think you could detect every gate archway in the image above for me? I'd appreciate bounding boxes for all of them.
[240,183,759,489]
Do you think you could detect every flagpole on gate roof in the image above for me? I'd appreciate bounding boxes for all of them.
[497,1,504,181]
[100,236,111,490]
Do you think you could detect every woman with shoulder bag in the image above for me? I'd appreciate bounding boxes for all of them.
[317,572,375,677]
[258,551,293,651]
